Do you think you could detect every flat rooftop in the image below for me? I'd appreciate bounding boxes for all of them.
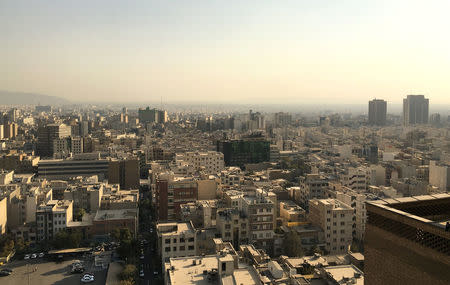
[157,222,194,236]
[94,209,137,221]
[323,265,364,285]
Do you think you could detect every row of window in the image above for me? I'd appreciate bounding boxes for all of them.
[164,245,194,252]
[164,237,194,244]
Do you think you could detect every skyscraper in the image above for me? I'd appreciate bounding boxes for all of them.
[368,99,387,126]
[365,194,450,285]
[36,123,71,157]
[403,95,429,126]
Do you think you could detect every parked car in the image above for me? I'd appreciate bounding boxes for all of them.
[31,254,37,259]
[81,273,94,283]
[38,252,45,258]
[24,254,30,260]
[0,270,12,276]
[139,270,144,277]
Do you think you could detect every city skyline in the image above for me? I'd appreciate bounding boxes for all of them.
[2,1,450,104]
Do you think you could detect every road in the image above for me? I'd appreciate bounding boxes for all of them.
[139,184,163,285]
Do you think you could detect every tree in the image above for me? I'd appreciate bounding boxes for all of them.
[120,264,136,282]
[0,235,14,257]
[282,231,304,257]
[120,228,132,242]
[74,208,86,221]
[111,228,121,241]
[15,238,29,254]
[53,230,82,249]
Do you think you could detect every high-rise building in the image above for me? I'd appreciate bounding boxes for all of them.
[403,95,429,126]
[216,136,270,168]
[3,122,18,139]
[108,158,140,189]
[368,99,387,126]
[365,194,450,285]
[138,107,167,124]
[37,123,71,157]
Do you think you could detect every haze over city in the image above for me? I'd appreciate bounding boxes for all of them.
[2,0,450,104]
[0,2,450,285]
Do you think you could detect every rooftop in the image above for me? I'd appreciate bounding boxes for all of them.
[94,208,138,221]
[157,222,195,236]
[322,265,364,285]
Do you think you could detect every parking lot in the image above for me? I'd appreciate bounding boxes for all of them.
[0,254,108,285]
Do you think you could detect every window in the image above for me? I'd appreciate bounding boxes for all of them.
[327,218,330,222]
[180,246,185,251]
[180,238,185,243]
[188,237,194,242]
[173,247,177,251]
[225,224,231,230]
[165,239,170,244]
[173,238,177,243]
[165,247,170,252]
[225,232,231,237]
[340,222,345,226]
[340,229,345,234]
[188,245,194,250]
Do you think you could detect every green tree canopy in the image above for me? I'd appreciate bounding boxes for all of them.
[282,231,304,257]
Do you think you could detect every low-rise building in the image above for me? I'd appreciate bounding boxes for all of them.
[157,221,197,262]
[36,200,73,242]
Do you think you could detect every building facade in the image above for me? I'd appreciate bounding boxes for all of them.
[368,99,387,126]
[403,95,429,126]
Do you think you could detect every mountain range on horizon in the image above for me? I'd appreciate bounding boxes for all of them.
[0,90,70,106]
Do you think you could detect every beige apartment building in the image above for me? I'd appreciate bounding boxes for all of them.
[175,151,225,174]
[308,199,353,254]
[157,221,197,262]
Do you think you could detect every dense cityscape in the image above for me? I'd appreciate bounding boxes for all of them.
[2,1,450,284]
[0,94,448,285]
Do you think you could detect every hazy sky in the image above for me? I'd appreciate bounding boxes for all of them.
[1,0,450,104]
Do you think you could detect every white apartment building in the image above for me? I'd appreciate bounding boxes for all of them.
[296,174,329,209]
[335,189,369,241]
[175,151,224,174]
[157,221,197,262]
[36,200,73,241]
[308,199,353,254]
[429,161,450,192]
[342,167,370,191]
